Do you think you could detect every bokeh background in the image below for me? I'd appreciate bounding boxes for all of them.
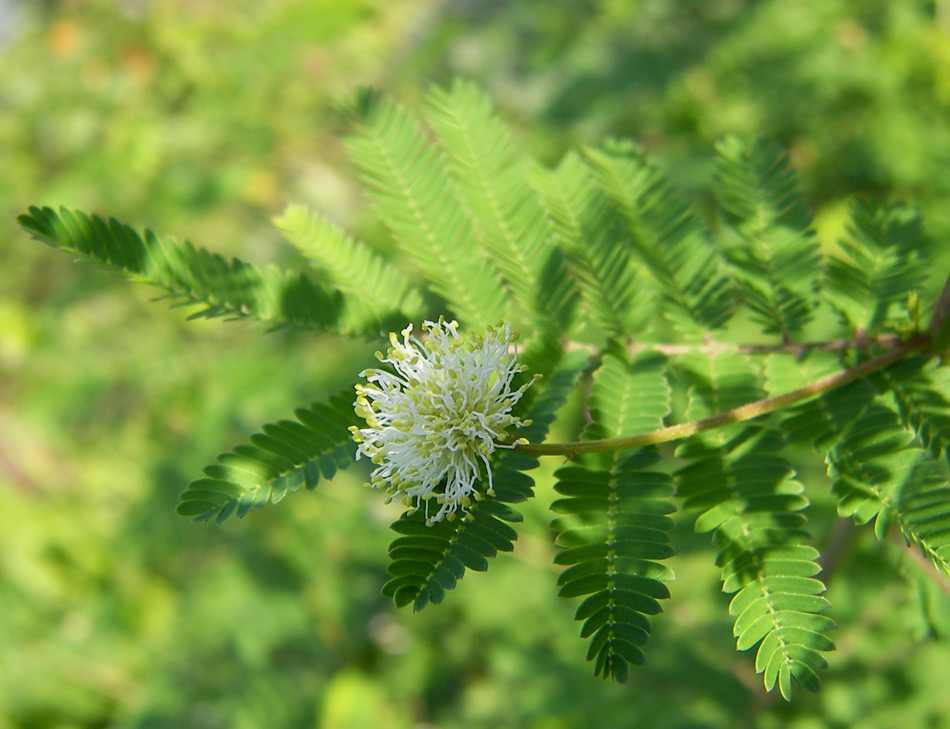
[4,1,950,727]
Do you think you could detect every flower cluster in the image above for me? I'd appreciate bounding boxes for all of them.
[350,318,536,524]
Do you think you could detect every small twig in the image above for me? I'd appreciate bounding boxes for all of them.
[512,333,931,457]
[818,519,862,585]
[565,333,905,358]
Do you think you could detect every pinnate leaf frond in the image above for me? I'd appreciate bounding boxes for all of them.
[552,452,675,682]
[177,391,359,524]
[273,204,424,332]
[782,362,950,578]
[382,495,525,610]
[825,395,950,577]
[675,352,832,700]
[822,197,930,332]
[343,88,506,328]
[677,426,833,700]
[584,140,735,333]
[423,81,573,334]
[713,137,821,336]
[527,153,646,339]
[553,349,675,681]
[18,206,343,332]
[874,356,950,466]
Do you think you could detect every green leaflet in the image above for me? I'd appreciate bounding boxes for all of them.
[552,454,675,682]
[382,466,528,611]
[18,206,344,332]
[713,137,821,337]
[343,88,507,329]
[675,352,833,700]
[177,391,359,524]
[677,426,833,700]
[874,356,950,466]
[583,140,735,334]
[826,399,950,577]
[552,349,676,681]
[382,348,590,611]
[423,81,575,335]
[273,204,424,331]
[823,198,930,332]
[782,359,950,577]
[527,153,647,340]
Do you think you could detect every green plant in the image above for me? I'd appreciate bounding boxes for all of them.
[18,81,950,702]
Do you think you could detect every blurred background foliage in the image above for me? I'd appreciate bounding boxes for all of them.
[4,0,950,727]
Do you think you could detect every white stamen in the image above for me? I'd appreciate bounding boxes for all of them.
[352,318,535,524]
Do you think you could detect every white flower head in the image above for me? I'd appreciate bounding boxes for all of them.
[350,318,536,525]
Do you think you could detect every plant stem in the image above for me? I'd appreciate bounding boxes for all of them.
[513,332,931,458]
[567,333,905,357]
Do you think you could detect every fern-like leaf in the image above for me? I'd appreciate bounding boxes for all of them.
[677,426,833,700]
[825,396,950,577]
[874,356,950,466]
[383,349,590,611]
[273,204,424,331]
[712,137,821,336]
[552,349,675,681]
[343,88,506,328]
[780,357,950,578]
[177,391,359,524]
[527,154,647,339]
[18,206,344,331]
[583,140,735,333]
[423,81,574,334]
[823,197,930,332]
[675,352,832,700]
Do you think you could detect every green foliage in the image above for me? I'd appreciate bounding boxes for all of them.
[877,356,950,466]
[18,206,344,332]
[274,204,425,331]
[177,392,360,524]
[823,198,930,332]
[528,151,647,339]
[382,481,523,610]
[674,352,832,699]
[583,141,735,334]
[342,88,508,328]
[422,81,574,333]
[678,425,832,700]
[552,349,675,681]
[713,137,821,336]
[829,395,950,576]
[783,357,950,579]
[16,79,950,716]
